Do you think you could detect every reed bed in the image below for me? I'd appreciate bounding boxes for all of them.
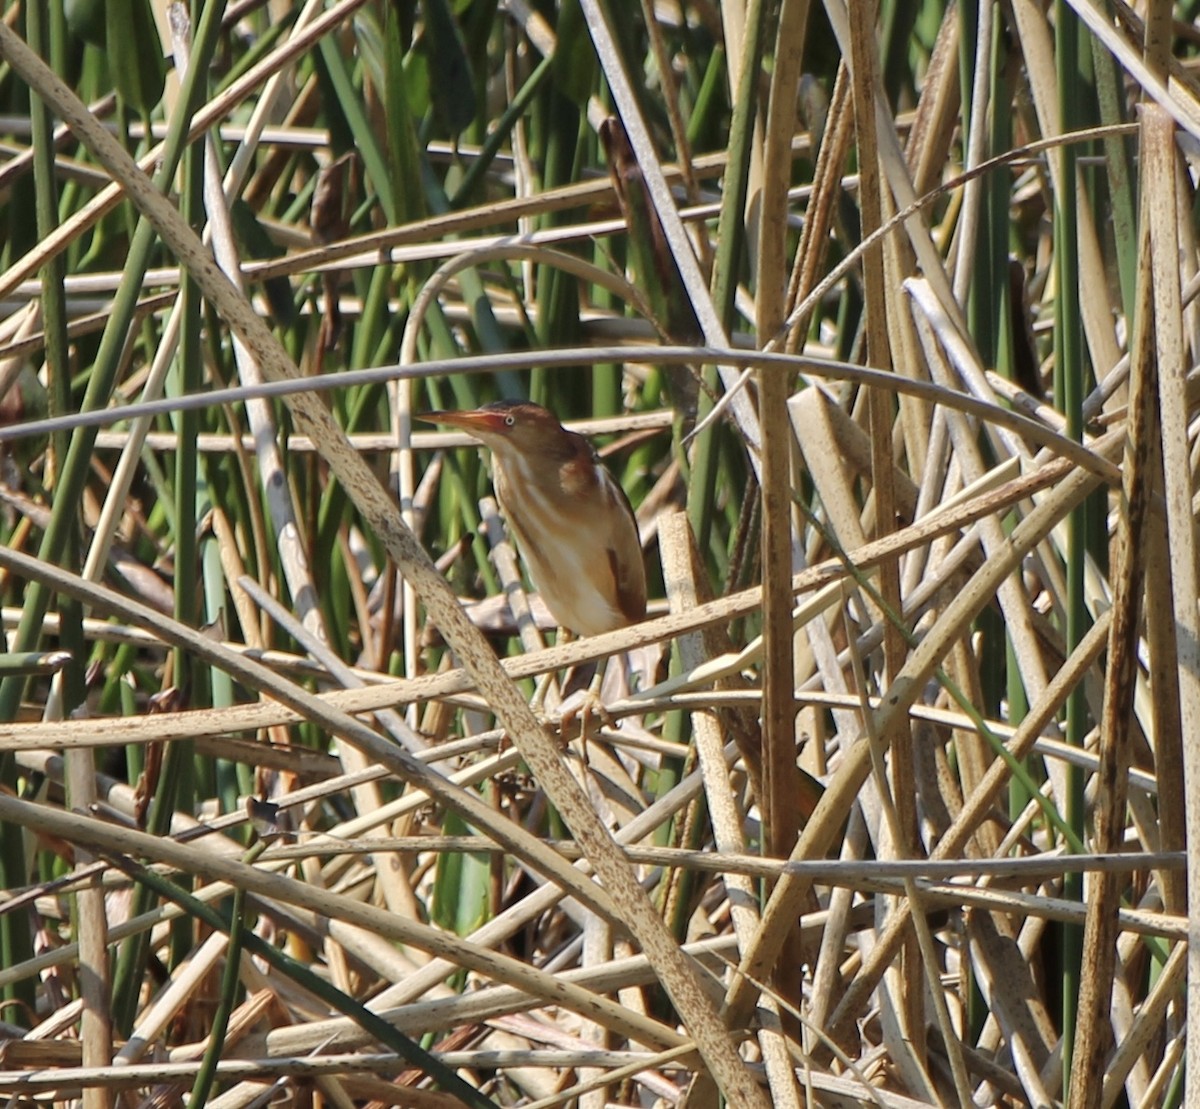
[0,1,1196,1105]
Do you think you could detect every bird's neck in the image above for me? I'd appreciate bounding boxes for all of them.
[494,436,589,490]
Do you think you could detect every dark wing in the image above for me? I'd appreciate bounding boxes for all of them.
[604,476,647,625]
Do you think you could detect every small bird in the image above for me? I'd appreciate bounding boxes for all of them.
[421,400,646,636]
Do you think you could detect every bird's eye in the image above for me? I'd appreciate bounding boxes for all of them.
[504,414,516,427]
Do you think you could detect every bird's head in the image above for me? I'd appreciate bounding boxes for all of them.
[420,400,576,461]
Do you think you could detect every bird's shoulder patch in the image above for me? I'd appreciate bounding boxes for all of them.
[559,443,602,497]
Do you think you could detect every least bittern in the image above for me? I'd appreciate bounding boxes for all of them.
[421,400,646,636]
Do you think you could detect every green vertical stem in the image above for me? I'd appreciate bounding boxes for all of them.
[685,45,727,153]
[959,0,1009,371]
[532,92,584,405]
[383,1,426,226]
[0,0,75,1024]
[688,0,767,561]
[1054,0,1087,1083]
[707,0,766,331]
[107,0,229,1030]
[169,125,202,964]
[43,0,94,1053]
[1090,37,1137,328]
[966,14,1030,793]
[32,15,69,473]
